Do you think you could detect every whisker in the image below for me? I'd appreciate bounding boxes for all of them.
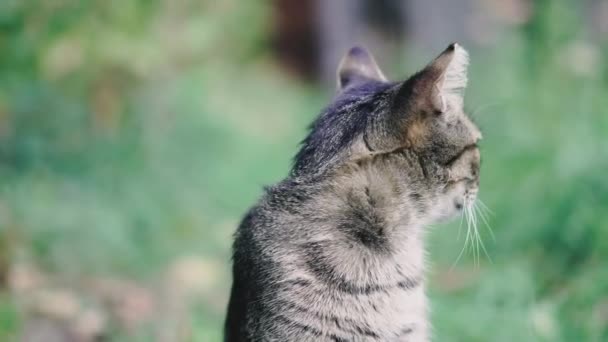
[451,197,472,269]
[469,203,480,267]
[466,199,477,267]
[472,201,492,263]
[475,201,495,242]
[456,203,465,241]
[477,199,494,215]
[468,102,505,123]
[452,195,494,268]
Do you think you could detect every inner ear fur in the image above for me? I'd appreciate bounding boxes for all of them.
[381,43,470,149]
[393,43,469,114]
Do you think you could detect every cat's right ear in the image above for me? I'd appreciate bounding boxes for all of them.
[337,46,387,90]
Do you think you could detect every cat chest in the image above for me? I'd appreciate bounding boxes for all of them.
[272,281,428,341]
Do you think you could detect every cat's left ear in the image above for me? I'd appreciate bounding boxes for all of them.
[337,46,387,90]
[401,43,469,114]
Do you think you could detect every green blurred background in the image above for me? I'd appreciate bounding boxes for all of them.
[1,0,607,341]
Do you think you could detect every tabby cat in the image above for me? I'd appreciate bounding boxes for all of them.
[225,43,482,341]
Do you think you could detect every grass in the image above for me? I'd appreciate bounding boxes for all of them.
[1,0,607,340]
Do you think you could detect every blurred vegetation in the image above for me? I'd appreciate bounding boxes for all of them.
[0,0,607,341]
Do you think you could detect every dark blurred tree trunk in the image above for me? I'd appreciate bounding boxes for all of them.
[317,0,406,87]
[271,0,320,81]
[272,0,478,85]
[0,236,8,288]
[316,0,362,87]
[588,0,608,40]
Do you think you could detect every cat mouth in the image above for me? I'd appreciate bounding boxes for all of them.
[455,186,479,210]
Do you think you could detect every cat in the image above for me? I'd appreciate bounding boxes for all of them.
[225,43,482,342]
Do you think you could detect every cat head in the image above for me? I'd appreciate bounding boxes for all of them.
[293,44,481,222]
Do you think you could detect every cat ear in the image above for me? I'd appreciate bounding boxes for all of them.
[420,43,469,113]
[337,46,387,90]
[394,43,469,115]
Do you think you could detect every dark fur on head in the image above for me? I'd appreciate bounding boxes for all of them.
[294,44,480,183]
[226,44,482,341]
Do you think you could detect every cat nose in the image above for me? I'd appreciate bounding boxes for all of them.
[462,115,482,143]
[472,131,482,144]
[471,166,478,178]
[476,129,483,140]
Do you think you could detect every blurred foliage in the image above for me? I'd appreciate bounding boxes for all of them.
[0,0,607,341]
[430,2,608,341]
[0,293,18,341]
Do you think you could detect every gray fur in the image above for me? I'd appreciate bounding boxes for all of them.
[225,44,481,342]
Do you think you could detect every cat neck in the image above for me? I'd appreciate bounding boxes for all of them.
[270,166,430,270]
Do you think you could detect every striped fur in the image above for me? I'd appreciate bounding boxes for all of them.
[225,44,481,341]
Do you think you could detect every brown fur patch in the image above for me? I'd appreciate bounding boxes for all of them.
[405,118,428,148]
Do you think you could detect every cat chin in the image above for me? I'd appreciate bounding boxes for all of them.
[431,205,465,223]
